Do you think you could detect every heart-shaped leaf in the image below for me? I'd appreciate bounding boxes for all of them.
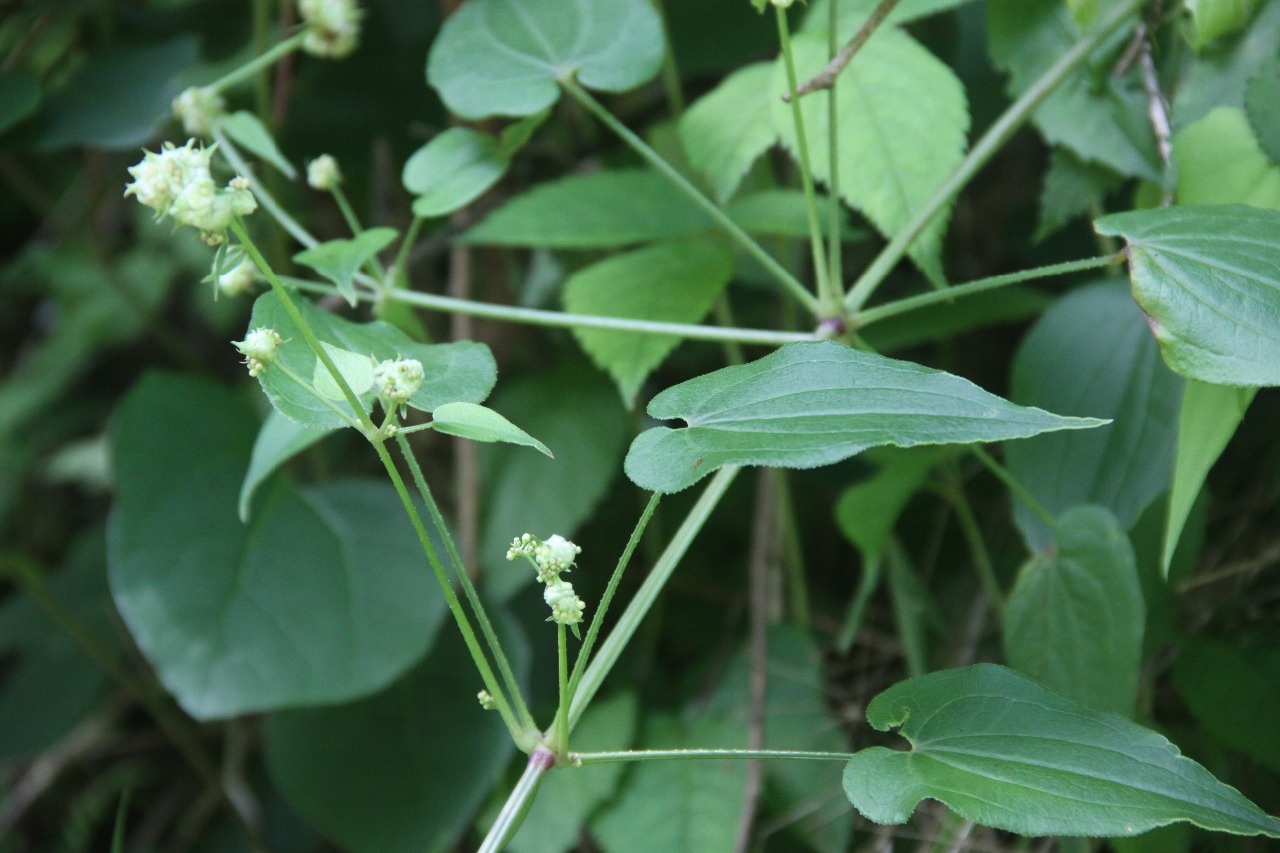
[430,402,552,457]
[844,664,1280,838]
[403,128,510,219]
[1095,204,1280,386]
[293,228,397,306]
[624,341,1106,494]
[238,410,333,522]
[426,0,664,120]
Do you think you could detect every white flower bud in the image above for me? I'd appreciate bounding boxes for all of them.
[307,154,342,190]
[506,532,535,561]
[217,258,260,296]
[234,327,283,377]
[544,579,585,627]
[125,140,256,244]
[299,0,364,58]
[477,690,496,710]
[372,357,424,406]
[533,534,581,584]
[172,86,225,137]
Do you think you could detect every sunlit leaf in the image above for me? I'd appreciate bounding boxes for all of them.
[1172,107,1280,210]
[678,63,776,203]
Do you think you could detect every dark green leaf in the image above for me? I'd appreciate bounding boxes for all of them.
[404,128,510,218]
[430,402,552,456]
[217,111,296,179]
[238,410,334,523]
[1173,637,1280,774]
[625,341,1106,494]
[844,664,1280,837]
[1245,60,1280,161]
[293,228,398,307]
[1036,148,1125,242]
[0,70,40,136]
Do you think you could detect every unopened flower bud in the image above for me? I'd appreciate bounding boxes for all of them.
[533,534,581,584]
[506,532,535,561]
[234,327,283,377]
[125,140,256,244]
[307,154,342,190]
[477,690,495,710]
[372,357,424,406]
[299,0,364,58]
[217,258,260,296]
[172,86,225,137]
[544,579,585,628]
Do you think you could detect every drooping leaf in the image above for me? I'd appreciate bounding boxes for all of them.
[1185,0,1262,50]
[461,170,711,248]
[773,30,969,283]
[1094,204,1280,386]
[108,374,447,719]
[217,110,297,179]
[1244,59,1280,161]
[625,341,1107,494]
[293,227,398,306]
[247,290,496,429]
[430,402,552,457]
[1006,281,1183,550]
[426,0,664,120]
[1163,380,1256,574]
[1005,506,1144,717]
[564,239,734,406]
[1173,637,1280,775]
[1172,107,1280,209]
[265,610,527,853]
[678,62,777,203]
[403,127,510,218]
[238,410,334,522]
[843,664,1280,837]
[1036,148,1125,242]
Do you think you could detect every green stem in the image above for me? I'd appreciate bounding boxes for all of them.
[842,0,1145,313]
[272,361,364,431]
[775,5,834,315]
[569,466,740,730]
[572,748,851,765]
[853,255,1116,327]
[562,79,821,317]
[555,625,569,756]
[208,31,307,95]
[218,133,318,249]
[971,446,1057,530]
[478,749,555,853]
[329,183,388,286]
[250,0,273,117]
[650,0,686,117]
[826,0,843,299]
[939,468,1006,617]
[390,215,426,285]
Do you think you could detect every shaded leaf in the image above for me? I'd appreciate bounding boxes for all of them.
[0,70,40,136]
[1173,0,1280,128]
[218,110,296,179]
[1036,148,1125,242]
[430,402,551,457]
[293,228,398,306]
[1186,0,1262,50]
[678,63,776,203]
[1244,59,1280,161]
[1173,637,1280,775]
[238,410,333,523]
[403,127,510,218]
[728,189,861,240]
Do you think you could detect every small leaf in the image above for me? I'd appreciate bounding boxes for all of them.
[430,402,552,457]
[678,62,777,203]
[1185,0,1262,50]
[1036,148,1125,242]
[564,239,734,406]
[1244,60,1280,162]
[1095,204,1280,386]
[1005,506,1144,717]
[426,0,664,120]
[217,110,297,179]
[403,127,510,218]
[461,170,711,248]
[1172,107,1280,210]
[624,341,1106,494]
[238,410,334,522]
[293,228,398,307]
[498,109,550,157]
[312,343,376,401]
[835,448,951,570]
[843,664,1280,837]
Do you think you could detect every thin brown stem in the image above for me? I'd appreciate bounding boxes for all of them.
[787,0,903,101]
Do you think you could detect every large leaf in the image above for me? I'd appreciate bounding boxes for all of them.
[403,127,510,218]
[108,374,447,719]
[265,610,527,853]
[1094,205,1280,386]
[247,290,496,429]
[0,70,40,136]
[461,170,711,248]
[426,0,664,120]
[1244,59,1280,161]
[1004,506,1144,717]
[564,239,734,406]
[1006,281,1183,550]
[1173,637,1280,775]
[678,63,776,203]
[773,30,969,283]
[1172,107,1280,210]
[624,341,1106,494]
[843,664,1280,837]
[238,411,334,522]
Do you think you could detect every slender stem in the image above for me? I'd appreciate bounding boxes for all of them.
[939,469,1006,617]
[329,183,364,235]
[218,133,318,249]
[394,433,538,734]
[853,255,1116,327]
[569,466,740,730]
[555,625,569,757]
[390,215,426,285]
[250,0,273,117]
[791,0,902,100]
[775,5,834,314]
[825,0,843,299]
[971,446,1057,530]
[572,748,851,765]
[562,79,821,317]
[478,748,556,853]
[650,0,686,117]
[842,0,1145,313]
[208,31,307,95]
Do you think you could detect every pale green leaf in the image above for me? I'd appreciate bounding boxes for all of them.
[312,343,376,401]
[802,0,978,34]
[293,227,397,306]
[678,62,777,203]
[1005,506,1144,717]
[1095,204,1280,385]
[773,30,969,283]
[426,0,664,120]
[625,340,1106,494]
[430,401,551,457]
[403,127,510,218]
[238,410,334,522]
[1173,0,1280,128]
[217,110,296,179]
[1244,59,1280,161]
[1173,638,1280,774]
[461,170,711,248]
[1006,281,1183,550]
[1173,107,1280,209]
[1185,0,1262,50]
[843,664,1280,837]
[1163,380,1256,574]
[565,239,734,406]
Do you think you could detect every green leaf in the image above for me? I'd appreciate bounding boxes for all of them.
[426,0,664,120]
[430,401,552,457]
[835,448,950,570]
[1006,281,1183,550]
[1163,380,1255,574]
[802,0,978,33]
[1245,60,1280,162]
[108,374,447,719]
[1186,0,1262,50]
[861,287,1054,353]
[1005,506,1144,717]
[773,30,969,283]
[505,692,638,853]
[987,0,1159,181]
[311,343,376,400]
[461,170,711,248]
[1173,637,1280,774]
[403,127,510,219]
[678,62,777,203]
[238,410,334,523]
[624,340,1107,494]
[1036,148,1125,242]
[1173,107,1280,209]
[1173,0,1280,128]
[217,110,297,179]
[843,663,1280,837]
[0,70,40,136]
[247,290,496,429]
[1095,204,1280,386]
[293,227,398,307]
[727,188,862,240]
[265,610,527,853]
[565,239,734,406]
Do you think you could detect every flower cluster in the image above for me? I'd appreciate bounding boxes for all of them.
[507,533,586,633]
[372,357,424,409]
[234,327,283,377]
[124,140,257,245]
[299,0,364,58]
[171,86,225,137]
